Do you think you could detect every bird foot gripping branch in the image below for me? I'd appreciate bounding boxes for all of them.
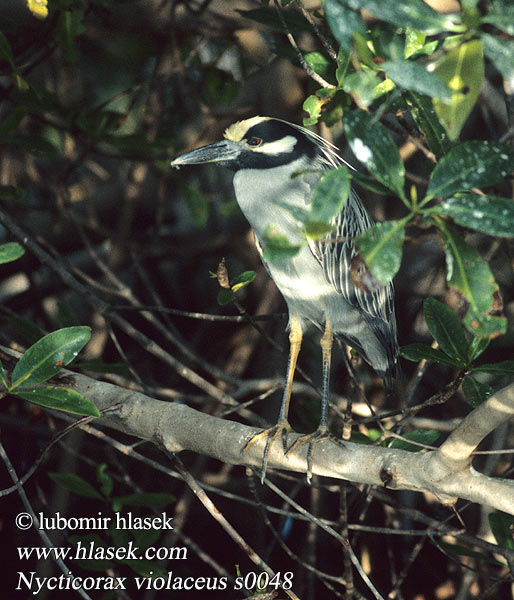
[171,117,399,481]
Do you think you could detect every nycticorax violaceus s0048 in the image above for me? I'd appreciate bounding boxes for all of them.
[172,117,399,480]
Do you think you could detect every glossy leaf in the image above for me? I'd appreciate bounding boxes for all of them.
[345,110,405,199]
[0,242,25,264]
[482,33,514,88]
[15,386,100,417]
[482,4,514,36]
[405,91,453,158]
[310,166,351,224]
[49,472,104,500]
[341,0,455,34]
[304,52,334,82]
[343,71,383,107]
[355,220,406,285]
[467,336,490,362]
[432,40,484,141]
[400,343,462,367]
[230,270,256,293]
[10,326,91,389]
[381,61,451,101]
[439,224,506,338]
[217,289,234,306]
[324,0,365,49]
[404,29,426,59]
[425,141,514,201]
[434,194,514,238]
[472,361,514,376]
[462,375,492,408]
[423,298,468,364]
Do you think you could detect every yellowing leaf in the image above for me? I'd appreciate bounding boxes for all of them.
[432,40,484,141]
[26,0,48,20]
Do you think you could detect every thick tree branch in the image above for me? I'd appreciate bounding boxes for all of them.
[6,348,510,515]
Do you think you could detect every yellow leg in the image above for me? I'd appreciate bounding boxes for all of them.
[286,320,344,482]
[242,316,303,482]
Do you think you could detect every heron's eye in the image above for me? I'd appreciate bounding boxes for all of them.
[247,137,263,147]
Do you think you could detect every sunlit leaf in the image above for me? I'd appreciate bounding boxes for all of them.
[262,226,302,262]
[439,223,506,338]
[310,165,351,224]
[432,40,484,141]
[10,326,91,389]
[425,141,514,201]
[434,193,514,238]
[324,0,365,49]
[355,220,406,285]
[344,110,405,199]
[382,60,451,101]
[0,242,24,264]
[405,91,453,159]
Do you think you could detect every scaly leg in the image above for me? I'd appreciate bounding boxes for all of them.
[242,315,303,481]
[286,320,344,482]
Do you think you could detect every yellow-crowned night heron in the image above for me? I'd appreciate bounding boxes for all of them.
[172,116,399,480]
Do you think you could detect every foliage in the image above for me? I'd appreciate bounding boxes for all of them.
[1,0,513,598]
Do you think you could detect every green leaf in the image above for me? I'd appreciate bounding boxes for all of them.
[324,0,366,49]
[488,512,514,550]
[230,270,256,293]
[56,7,86,63]
[97,464,113,499]
[49,472,104,500]
[183,184,209,227]
[10,326,91,389]
[0,31,15,67]
[15,386,100,417]
[262,226,302,262]
[0,242,24,264]
[381,60,451,101]
[0,360,6,388]
[405,91,453,159]
[425,141,514,201]
[7,317,45,345]
[439,223,506,339]
[388,429,440,452]
[433,194,514,238]
[202,68,238,106]
[303,95,323,126]
[482,4,514,36]
[404,29,426,59]
[467,335,490,362]
[112,492,175,511]
[482,33,514,88]
[304,51,334,81]
[472,361,514,376]
[336,46,351,86]
[355,220,406,285]
[345,110,405,199]
[423,298,468,365]
[217,289,234,306]
[462,375,492,408]
[303,221,336,239]
[400,343,462,367]
[341,0,456,34]
[432,39,484,141]
[343,71,382,108]
[310,165,351,224]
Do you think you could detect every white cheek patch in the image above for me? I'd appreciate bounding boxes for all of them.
[254,135,298,155]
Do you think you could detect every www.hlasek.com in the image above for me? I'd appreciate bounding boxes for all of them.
[15,511,294,594]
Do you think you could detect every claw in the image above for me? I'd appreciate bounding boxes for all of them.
[286,426,344,483]
[241,420,293,482]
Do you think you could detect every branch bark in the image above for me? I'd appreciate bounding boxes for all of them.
[6,346,510,515]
